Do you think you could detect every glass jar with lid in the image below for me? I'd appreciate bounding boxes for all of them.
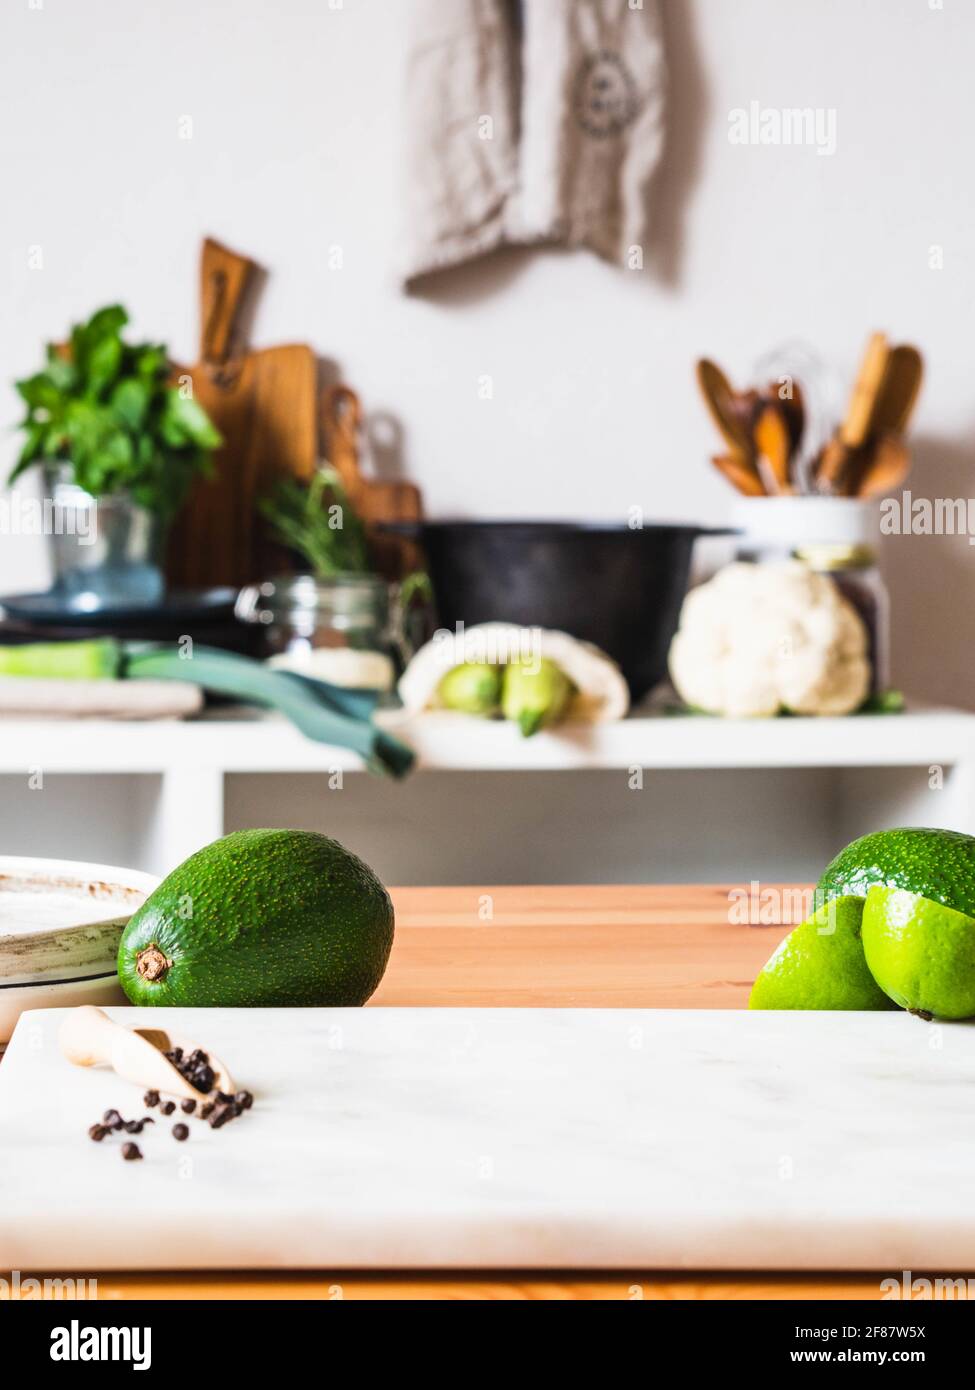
[732,497,890,696]
[235,574,403,693]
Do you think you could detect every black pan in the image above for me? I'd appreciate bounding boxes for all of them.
[386,521,720,700]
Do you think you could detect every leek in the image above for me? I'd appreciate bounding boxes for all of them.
[0,638,414,777]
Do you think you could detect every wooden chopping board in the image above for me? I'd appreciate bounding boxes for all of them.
[165,239,319,589]
[321,385,424,580]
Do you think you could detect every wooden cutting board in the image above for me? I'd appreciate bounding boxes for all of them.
[322,385,424,579]
[165,239,319,589]
[4,1004,975,1271]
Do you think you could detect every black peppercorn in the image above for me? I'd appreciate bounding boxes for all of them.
[121,1142,142,1161]
[172,1123,190,1141]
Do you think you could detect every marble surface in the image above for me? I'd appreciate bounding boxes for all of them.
[2,1005,975,1271]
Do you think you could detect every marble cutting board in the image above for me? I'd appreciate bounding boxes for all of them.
[2,1005,975,1271]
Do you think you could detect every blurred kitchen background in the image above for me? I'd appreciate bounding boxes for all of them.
[1,0,973,885]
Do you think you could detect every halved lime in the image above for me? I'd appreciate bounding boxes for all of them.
[749,895,895,1011]
[861,884,975,1019]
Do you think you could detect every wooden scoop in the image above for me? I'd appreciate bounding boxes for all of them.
[59,1006,235,1102]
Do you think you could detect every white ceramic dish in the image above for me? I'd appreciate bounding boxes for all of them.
[0,857,158,1044]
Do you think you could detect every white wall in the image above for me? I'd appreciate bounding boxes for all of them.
[2,0,974,706]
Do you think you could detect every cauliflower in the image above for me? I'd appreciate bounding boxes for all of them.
[668,561,870,718]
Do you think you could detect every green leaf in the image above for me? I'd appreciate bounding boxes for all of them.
[161,389,223,449]
[133,344,167,381]
[111,377,150,431]
[85,332,123,397]
[15,372,60,411]
[64,398,105,449]
[17,421,45,465]
[85,304,128,341]
[44,350,77,392]
[42,422,69,457]
[6,421,46,484]
[98,433,135,479]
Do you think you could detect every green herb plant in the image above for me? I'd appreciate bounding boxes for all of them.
[260,468,371,577]
[10,304,221,520]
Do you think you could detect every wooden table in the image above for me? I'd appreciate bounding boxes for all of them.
[6,885,908,1300]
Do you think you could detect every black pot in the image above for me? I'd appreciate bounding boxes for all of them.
[389,521,716,701]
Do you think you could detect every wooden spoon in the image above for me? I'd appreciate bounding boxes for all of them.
[873,345,924,436]
[818,332,890,493]
[59,1005,236,1102]
[696,359,755,457]
[852,434,910,499]
[711,453,765,497]
[754,405,794,494]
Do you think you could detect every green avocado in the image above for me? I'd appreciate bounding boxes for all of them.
[117,829,394,1008]
[815,827,975,918]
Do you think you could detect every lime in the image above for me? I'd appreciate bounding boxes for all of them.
[749,895,894,1011]
[438,662,502,715]
[861,884,975,1019]
[501,659,574,737]
[816,827,975,917]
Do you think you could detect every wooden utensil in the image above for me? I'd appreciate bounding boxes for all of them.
[851,434,910,499]
[165,239,319,589]
[777,379,805,460]
[873,345,924,437]
[321,385,424,579]
[711,453,765,497]
[696,359,755,458]
[753,405,794,494]
[59,1005,235,1102]
[841,331,891,445]
[816,332,891,494]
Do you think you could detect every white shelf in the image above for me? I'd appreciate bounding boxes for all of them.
[0,705,971,774]
[0,706,971,880]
